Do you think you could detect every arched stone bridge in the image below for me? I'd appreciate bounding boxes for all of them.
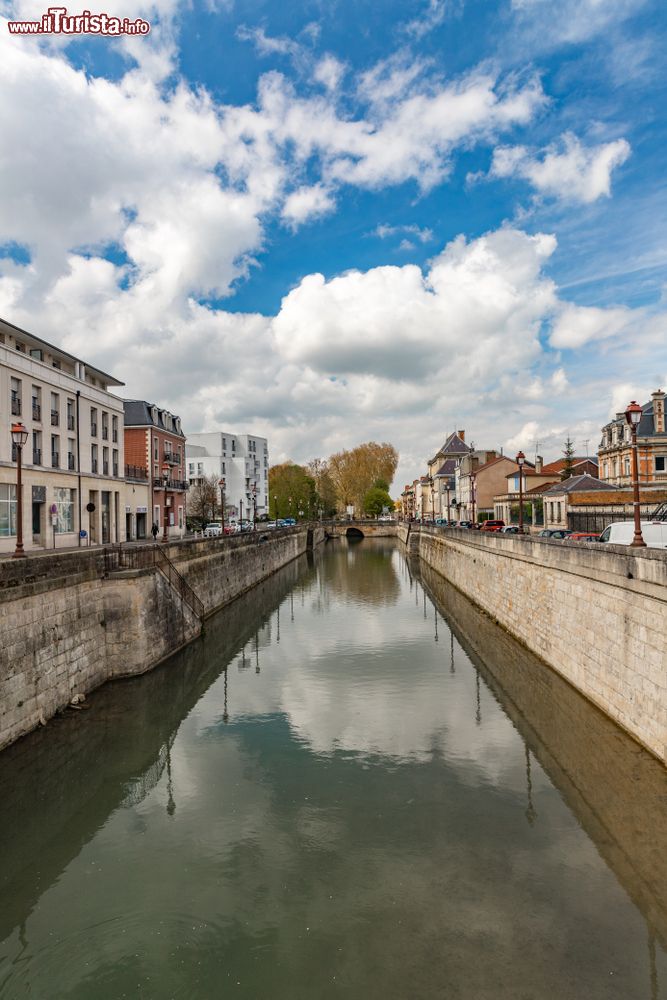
[324,519,399,539]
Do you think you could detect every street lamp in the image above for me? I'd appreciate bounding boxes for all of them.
[273,494,278,527]
[161,461,170,543]
[251,482,257,530]
[471,472,477,527]
[428,475,434,523]
[11,422,29,558]
[625,401,646,547]
[516,451,525,534]
[218,477,225,535]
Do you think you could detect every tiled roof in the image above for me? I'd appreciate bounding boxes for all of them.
[123,399,185,437]
[440,432,471,455]
[601,395,667,440]
[541,457,598,475]
[435,459,457,476]
[475,455,517,474]
[543,474,613,496]
[526,481,558,495]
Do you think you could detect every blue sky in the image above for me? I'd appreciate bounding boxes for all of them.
[0,0,666,487]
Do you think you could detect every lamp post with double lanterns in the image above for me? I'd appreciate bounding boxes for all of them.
[252,482,257,530]
[11,422,29,558]
[161,461,170,543]
[625,401,646,547]
[516,451,525,534]
[218,477,225,535]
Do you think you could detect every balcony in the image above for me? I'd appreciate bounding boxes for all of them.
[67,414,75,430]
[68,454,76,470]
[51,452,59,469]
[163,451,180,465]
[51,410,59,426]
[125,464,148,481]
[32,448,41,465]
[32,402,41,421]
[11,396,21,416]
[153,477,189,492]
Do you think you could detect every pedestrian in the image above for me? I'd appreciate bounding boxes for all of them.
[151,522,159,541]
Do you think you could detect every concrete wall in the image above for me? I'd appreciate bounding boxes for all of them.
[0,525,325,751]
[409,525,667,762]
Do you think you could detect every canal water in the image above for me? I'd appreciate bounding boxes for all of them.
[0,538,665,999]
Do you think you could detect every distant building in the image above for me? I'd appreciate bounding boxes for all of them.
[598,390,667,487]
[186,432,268,523]
[426,430,471,518]
[123,400,187,540]
[541,456,599,479]
[543,475,614,530]
[0,316,126,552]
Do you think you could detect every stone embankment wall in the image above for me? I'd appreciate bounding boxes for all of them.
[404,524,667,763]
[0,525,324,751]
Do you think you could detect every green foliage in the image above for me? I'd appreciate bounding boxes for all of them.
[268,463,318,520]
[363,486,394,517]
[561,436,576,481]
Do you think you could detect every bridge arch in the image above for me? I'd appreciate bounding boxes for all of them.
[346,527,365,539]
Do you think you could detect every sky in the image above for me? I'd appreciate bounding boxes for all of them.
[0,0,666,490]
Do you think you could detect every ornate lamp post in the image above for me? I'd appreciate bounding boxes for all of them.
[218,477,225,534]
[11,422,29,558]
[273,494,278,527]
[252,482,257,530]
[445,481,451,524]
[625,401,646,547]
[161,461,170,543]
[471,472,477,527]
[516,451,525,534]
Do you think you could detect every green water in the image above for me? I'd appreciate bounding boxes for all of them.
[0,539,665,999]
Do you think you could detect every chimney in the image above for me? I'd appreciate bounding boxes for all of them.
[652,389,665,433]
[535,455,543,474]
[457,430,465,442]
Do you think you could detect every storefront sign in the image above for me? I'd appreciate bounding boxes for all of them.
[32,486,46,503]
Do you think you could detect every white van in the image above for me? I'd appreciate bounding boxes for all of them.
[599,521,667,548]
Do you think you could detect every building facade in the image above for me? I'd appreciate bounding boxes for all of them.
[598,390,667,487]
[186,432,269,523]
[0,317,126,553]
[123,401,188,540]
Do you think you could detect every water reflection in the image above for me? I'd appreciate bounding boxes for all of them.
[0,540,664,1000]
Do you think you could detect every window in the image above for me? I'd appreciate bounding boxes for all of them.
[0,484,17,537]
[188,463,194,475]
[103,447,109,476]
[656,456,666,473]
[91,407,98,436]
[15,341,25,353]
[221,462,225,474]
[68,439,76,470]
[178,506,183,529]
[51,434,60,468]
[154,437,159,462]
[197,462,203,475]
[624,457,631,477]
[53,487,74,533]
[101,412,109,440]
[112,449,119,477]
[11,377,21,416]
[32,430,41,466]
[32,387,41,421]
[153,504,160,526]
[30,348,43,360]
[112,415,118,442]
[67,398,75,430]
[91,443,98,473]
[51,392,60,426]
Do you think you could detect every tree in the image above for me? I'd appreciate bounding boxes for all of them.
[307,458,338,516]
[268,463,318,520]
[363,485,394,517]
[327,442,398,513]
[188,474,219,524]
[561,436,576,480]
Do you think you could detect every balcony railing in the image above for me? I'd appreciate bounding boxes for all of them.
[91,459,98,473]
[103,461,109,476]
[163,451,180,464]
[68,454,76,470]
[91,423,97,436]
[33,448,41,465]
[11,397,21,416]
[32,402,41,421]
[51,452,59,468]
[51,410,59,426]
[67,414,75,430]
[112,429,118,442]
[153,477,189,492]
[102,426,109,440]
[125,464,148,480]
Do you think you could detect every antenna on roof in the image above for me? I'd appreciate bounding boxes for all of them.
[582,439,590,458]
[534,439,539,465]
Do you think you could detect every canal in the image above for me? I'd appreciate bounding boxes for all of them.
[0,538,665,999]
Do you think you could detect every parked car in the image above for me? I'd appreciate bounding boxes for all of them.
[455,520,474,529]
[538,528,573,539]
[599,521,667,548]
[480,519,505,532]
[500,525,520,533]
[434,518,449,526]
[203,523,222,538]
[377,514,394,522]
[282,517,296,526]
[568,531,602,542]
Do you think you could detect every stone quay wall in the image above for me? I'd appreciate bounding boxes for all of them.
[400,524,667,763]
[0,525,324,751]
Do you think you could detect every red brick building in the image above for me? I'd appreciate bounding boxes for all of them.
[123,400,188,539]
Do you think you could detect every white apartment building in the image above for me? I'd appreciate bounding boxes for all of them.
[186,432,269,522]
[0,317,126,553]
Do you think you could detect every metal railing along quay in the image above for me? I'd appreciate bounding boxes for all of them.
[104,543,204,621]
